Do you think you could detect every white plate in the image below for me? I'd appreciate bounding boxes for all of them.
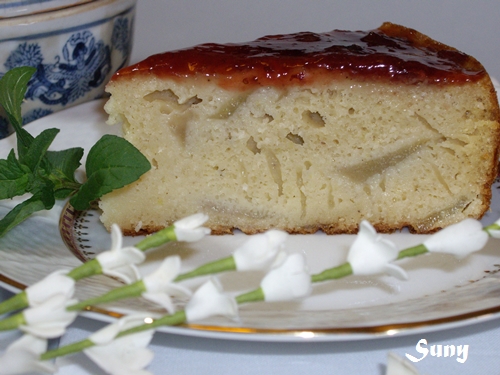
[1,99,500,342]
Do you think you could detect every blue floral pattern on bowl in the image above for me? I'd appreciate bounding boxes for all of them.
[0,5,135,139]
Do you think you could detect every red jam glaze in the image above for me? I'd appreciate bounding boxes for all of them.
[114,22,485,90]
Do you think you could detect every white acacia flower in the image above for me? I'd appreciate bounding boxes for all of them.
[184,278,238,322]
[142,256,192,313]
[25,270,74,307]
[97,224,145,284]
[386,352,421,375]
[347,221,407,280]
[20,294,78,338]
[260,253,312,302]
[173,213,211,242]
[484,217,500,238]
[233,230,288,271]
[423,218,489,259]
[85,314,155,375]
[0,334,56,375]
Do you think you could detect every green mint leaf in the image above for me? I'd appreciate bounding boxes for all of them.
[70,135,151,210]
[0,150,31,200]
[21,128,59,173]
[53,188,76,200]
[0,66,36,149]
[0,184,55,238]
[0,67,151,236]
[35,178,56,209]
[0,198,45,238]
[44,148,84,198]
[45,148,84,184]
[25,174,55,206]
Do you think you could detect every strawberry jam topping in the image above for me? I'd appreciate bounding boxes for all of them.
[114,23,485,90]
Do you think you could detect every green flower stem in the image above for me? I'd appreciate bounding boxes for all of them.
[397,244,428,260]
[0,257,102,316]
[40,311,187,361]
[0,259,102,316]
[67,282,146,312]
[40,284,285,361]
[66,259,103,281]
[310,244,430,283]
[40,287,269,361]
[0,311,25,331]
[40,339,94,361]
[134,226,177,252]
[66,255,237,312]
[118,310,187,337]
[175,256,237,282]
[484,223,500,235]
[0,259,102,315]
[0,291,28,315]
[311,262,353,283]
[235,287,265,304]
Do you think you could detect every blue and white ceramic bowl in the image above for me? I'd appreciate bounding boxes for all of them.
[0,0,94,18]
[0,0,136,138]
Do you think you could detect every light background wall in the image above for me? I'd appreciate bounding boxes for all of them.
[131,0,500,80]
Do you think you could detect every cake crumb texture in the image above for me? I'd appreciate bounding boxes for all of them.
[99,23,500,235]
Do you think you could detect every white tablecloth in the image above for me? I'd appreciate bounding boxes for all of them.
[2,287,500,375]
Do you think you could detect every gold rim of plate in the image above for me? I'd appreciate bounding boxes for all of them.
[2,270,500,338]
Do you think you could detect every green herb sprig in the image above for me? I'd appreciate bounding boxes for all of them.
[0,66,151,237]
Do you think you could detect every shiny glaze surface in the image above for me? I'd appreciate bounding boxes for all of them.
[115,23,485,89]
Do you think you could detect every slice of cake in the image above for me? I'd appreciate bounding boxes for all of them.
[99,22,500,235]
